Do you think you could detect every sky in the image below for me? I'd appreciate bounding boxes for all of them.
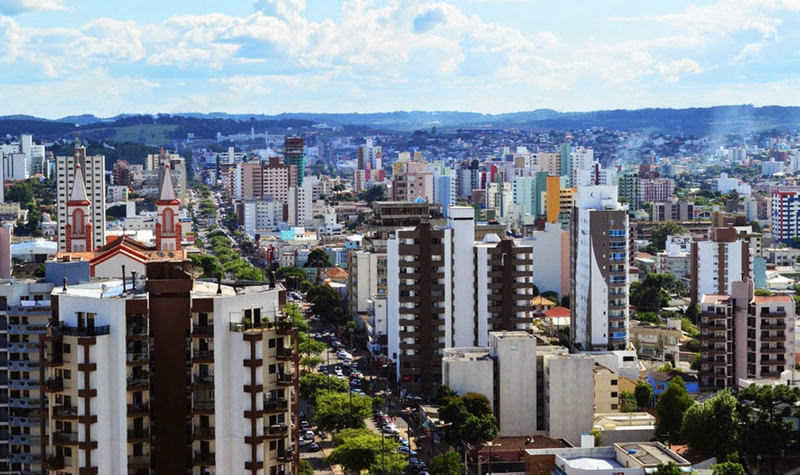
[1,0,800,118]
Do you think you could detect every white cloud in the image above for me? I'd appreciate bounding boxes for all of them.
[0,0,69,15]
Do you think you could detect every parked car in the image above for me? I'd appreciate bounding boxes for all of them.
[298,437,309,446]
[308,442,320,452]
[304,430,315,440]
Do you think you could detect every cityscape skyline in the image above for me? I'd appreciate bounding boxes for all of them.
[1,0,800,117]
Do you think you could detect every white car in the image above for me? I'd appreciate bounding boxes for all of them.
[334,368,344,377]
[298,437,309,446]
[304,430,315,440]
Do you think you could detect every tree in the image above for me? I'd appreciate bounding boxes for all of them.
[680,389,740,460]
[357,184,387,204]
[306,284,348,326]
[737,383,800,458]
[560,293,570,309]
[630,273,683,312]
[650,221,685,251]
[429,451,463,475]
[685,303,699,324]
[712,462,747,475]
[436,385,458,405]
[6,181,34,205]
[326,428,404,474]
[305,249,332,269]
[635,380,654,409]
[619,391,638,412]
[190,254,223,278]
[654,462,683,475]
[275,266,307,290]
[439,393,498,445]
[315,391,373,432]
[690,353,701,370]
[299,373,348,405]
[655,377,693,443]
[298,459,314,475]
[541,290,559,303]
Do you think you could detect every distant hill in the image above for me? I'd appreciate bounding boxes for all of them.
[1,105,799,143]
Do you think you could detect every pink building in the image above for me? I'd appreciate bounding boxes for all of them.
[392,161,433,202]
[239,157,297,203]
[0,225,11,279]
[639,178,675,204]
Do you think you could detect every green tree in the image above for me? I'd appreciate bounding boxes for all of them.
[541,290,559,303]
[461,392,492,416]
[690,353,701,370]
[650,222,685,251]
[653,462,683,475]
[315,391,373,432]
[436,385,458,405]
[299,373,348,405]
[635,380,654,409]
[685,303,699,324]
[6,181,33,205]
[190,254,223,278]
[326,428,404,474]
[439,393,498,445]
[275,266,307,290]
[630,273,683,312]
[357,184,387,203]
[619,391,638,412]
[305,248,332,269]
[560,293,570,309]
[655,377,693,443]
[306,284,348,327]
[712,461,747,475]
[298,459,314,475]
[680,389,739,460]
[737,384,800,458]
[429,451,463,475]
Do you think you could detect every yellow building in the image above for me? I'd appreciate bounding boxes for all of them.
[545,176,561,223]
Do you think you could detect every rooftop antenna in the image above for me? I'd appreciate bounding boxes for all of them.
[131,271,137,293]
[122,265,127,294]
[62,277,67,292]
[216,275,222,294]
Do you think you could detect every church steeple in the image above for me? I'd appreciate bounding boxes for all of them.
[65,164,93,252]
[155,163,181,251]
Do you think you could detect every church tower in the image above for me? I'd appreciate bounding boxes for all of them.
[155,164,181,251]
[65,164,93,252]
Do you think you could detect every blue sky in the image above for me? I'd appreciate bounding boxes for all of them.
[1,0,799,118]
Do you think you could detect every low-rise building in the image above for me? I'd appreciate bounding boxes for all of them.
[629,319,682,361]
[524,442,690,475]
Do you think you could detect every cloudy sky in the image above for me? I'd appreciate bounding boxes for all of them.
[1,0,799,118]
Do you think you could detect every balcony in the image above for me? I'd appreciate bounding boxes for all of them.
[193,426,215,440]
[276,372,295,386]
[760,346,786,354]
[229,319,294,334]
[46,454,65,470]
[127,455,150,468]
[192,350,214,363]
[127,375,149,389]
[277,450,292,462]
[265,424,289,439]
[276,347,295,360]
[127,428,150,442]
[57,324,111,337]
[193,374,214,387]
[126,352,148,365]
[45,377,64,392]
[53,431,79,445]
[193,452,215,466]
[127,403,149,416]
[193,400,215,413]
[761,322,786,330]
[263,397,288,414]
[53,405,78,419]
[192,325,214,337]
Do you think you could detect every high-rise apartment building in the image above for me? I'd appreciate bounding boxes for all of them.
[771,189,800,243]
[689,227,753,303]
[639,178,675,204]
[559,143,571,186]
[0,280,55,474]
[387,207,534,395]
[357,139,382,170]
[235,158,297,203]
[570,186,629,351]
[651,199,695,222]
[38,262,298,474]
[56,147,105,252]
[284,136,305,186]
[699,280,794,388]
[392,161,433,203]
[618,173,640,212]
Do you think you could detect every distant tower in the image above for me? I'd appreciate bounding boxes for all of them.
[154,164,181,251]
[64,164,93,252]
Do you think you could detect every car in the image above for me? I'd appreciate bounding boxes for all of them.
[298,437,309,447]
[314,333,323,340]
[397,437,409,446]
[397,446,417,456]
[300,421,310,430]
[308,442,320,452]
[304,430,315,440]
[320,369,329,376]
[382,424,400,434]
[418,471,430,475]
[350,389,364,395]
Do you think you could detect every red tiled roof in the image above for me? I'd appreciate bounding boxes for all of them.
[754,294,793,304]
[544,306,570,318]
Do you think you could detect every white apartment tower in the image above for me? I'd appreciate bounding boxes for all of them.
[570,186,630,351]
[57,147,105,252]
